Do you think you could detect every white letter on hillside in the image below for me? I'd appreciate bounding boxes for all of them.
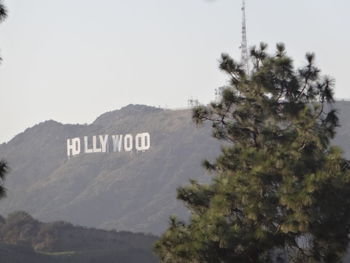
[92,135,102,153]
[124,134,133,152]
[112,135,123,152]
[67,138,81,157]
[99,135,109,153]
[135,133,151,152]
[84,136,93,153]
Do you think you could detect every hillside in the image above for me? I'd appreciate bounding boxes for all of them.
[0,103,350,235]
[0,104,219,234]
[0,211,157,263]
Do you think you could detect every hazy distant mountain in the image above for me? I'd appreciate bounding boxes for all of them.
[1,102,350,235]
[0,104,220,234]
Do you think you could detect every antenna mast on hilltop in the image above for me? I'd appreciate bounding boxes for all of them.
[241,0,249,74]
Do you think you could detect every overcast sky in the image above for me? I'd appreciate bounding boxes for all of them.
[0,0,349,142]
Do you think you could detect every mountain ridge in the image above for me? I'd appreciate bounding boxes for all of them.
[1,102,350,235]
[0,104,219,234]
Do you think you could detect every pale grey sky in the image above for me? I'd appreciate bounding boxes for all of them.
[0,0,349,142]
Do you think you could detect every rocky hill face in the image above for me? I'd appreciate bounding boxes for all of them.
[1,102,350,235]
[0,104,220,234]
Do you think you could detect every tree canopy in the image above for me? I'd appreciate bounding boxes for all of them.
[0,0,7,199]
[0,1,6,23]
[155,43,350,263]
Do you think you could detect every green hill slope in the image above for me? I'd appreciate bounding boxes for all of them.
[0,211,158,263]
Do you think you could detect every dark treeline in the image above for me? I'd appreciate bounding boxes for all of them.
[0,211,158,263]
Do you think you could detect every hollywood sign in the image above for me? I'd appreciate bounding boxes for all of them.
[67,133,151,157]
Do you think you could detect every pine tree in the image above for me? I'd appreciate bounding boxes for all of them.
[0,1,6,23]
[0,161,7,199]
[0,0,8,199]
[154,43,350,263]
[0,1,7,64]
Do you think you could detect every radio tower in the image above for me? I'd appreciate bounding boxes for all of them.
[241,0,249,74]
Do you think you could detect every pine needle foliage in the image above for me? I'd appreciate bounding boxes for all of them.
[0,1,6,23]
[0,0,7,199]
[154,43,350,263]
[0,160,7,198]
